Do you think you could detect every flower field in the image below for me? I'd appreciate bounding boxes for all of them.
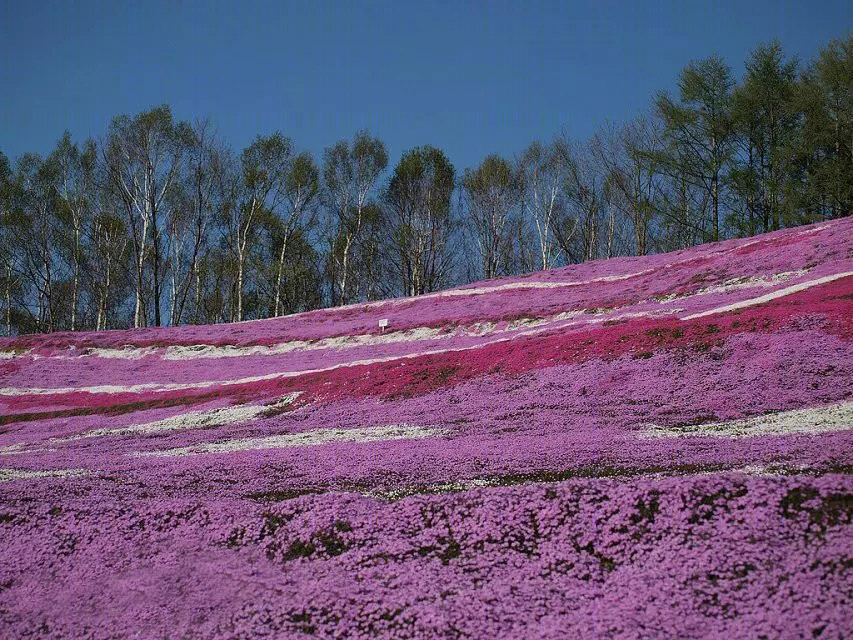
[1,219,852,639]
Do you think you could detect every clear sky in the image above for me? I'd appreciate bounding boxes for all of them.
[1,0,851,171]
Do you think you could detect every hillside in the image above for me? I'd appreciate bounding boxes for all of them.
[1,218,852,639]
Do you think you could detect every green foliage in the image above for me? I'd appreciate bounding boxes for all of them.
[385,146,456,295]
[729,41,800,235]
[654,55,736,242]
[789,35,853,221]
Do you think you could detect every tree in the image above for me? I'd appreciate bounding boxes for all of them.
[462,154,521,279]
[519,139,568,269]
[791,35,853,221]
[274,151,318,315]
[322,131,387,305]
[561,140,604,262]
[270,225,323,315]
[49,133,98,330]
[384,146,456,296]
[593,118,663,256]
[813,34,853,218]
[14,153,63,332]
[0,150,23,335]
[166,120,225,325]
[730,42,799,234]
[655,56,736,241]
[105,106,191,327]
[230,133,292,321]
[88,207,129,331]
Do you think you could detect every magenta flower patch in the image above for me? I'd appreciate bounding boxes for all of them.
[1,219,852,639]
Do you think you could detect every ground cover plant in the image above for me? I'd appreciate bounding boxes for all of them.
[0,218,852,639]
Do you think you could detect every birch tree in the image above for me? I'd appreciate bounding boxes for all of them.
[105,106,188,327]
[231,134,292,321]
[166,121,223,325]
[88,206,128,331]
[519,139,569,269]
[560,140,604,262]
[462,154,520,280]
[323,131,387,305]
[790,35,853,222]
[0,151,22,335]
[16,154,61,332]
[49,133,98,330]
[274,151,318,316]
[384,146,455,296]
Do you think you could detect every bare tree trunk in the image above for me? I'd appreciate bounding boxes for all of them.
[134,217,148,328]
[607,207,614,259]
[150,181,162,327]
[712,171,719,240]
[175,232,203,327]
[236,197,257,322]
[43,230,53,333]
[236,246,244,321]
[711,132,720,241]
[337,205,363,304]
[636,219,646,257]
[71,225,80,331]
[586,199,597,262]
[169,254,179,326]
[97,245,111,331]
[134,264,144,327]
[338,233,353,303]
[5,264,11,336]
[274,229,291,316]
[193,267,201,325]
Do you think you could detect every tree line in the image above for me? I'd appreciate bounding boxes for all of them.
[0,35,850,335]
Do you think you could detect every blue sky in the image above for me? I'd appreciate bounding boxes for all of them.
[1,0,851,171]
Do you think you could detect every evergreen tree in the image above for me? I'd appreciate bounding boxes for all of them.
[654,56,736,241]
[730,42,799,234]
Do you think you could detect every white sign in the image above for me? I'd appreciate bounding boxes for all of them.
[378,318,389,332]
